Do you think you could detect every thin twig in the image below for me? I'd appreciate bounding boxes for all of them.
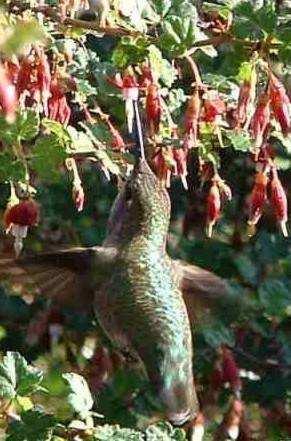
[185,34,281,57]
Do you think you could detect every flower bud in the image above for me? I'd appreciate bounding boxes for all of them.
[206,180,221,237]
[173,148,188,190]
[146,84,161,136]
[268,73,290,135]
[270,168,288,237]
[248,171,268,226]
[250,92,270,153]
[184,89,200,148]
[203,91,225,123]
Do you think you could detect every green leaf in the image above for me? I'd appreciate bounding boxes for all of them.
[112,37,148,68]
[259,279,291,318]
[1,19,46,56]
[93,424,143,440]
[0,352,43,400]
[63,373,93,418]
[201,322,235,348]
[6,410,56,441]
[154,0,172,16]
[148,45,177,86]
[41,119,71,146]
[66,126,96,154]
[0,110,39,145]
[17,110,40,141]
[32,136,67,182]
[0,152,26,183]
[146,421,186,440]
[226,130,252,152]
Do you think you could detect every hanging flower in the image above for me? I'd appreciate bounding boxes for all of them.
[236,67,257,129]
[222,347,241,392]
[48,74,71,125]
[16,55,35,97]
[250,92,270,154]
[216,176,232,202]
[151,148,174,187]
[107,120,125,151]
[206,180,221,237]
[223,399,244,440]
[191,412,205,441]
[35,48,51,116]
[108,72,139,133]
[4,198,39,257]
[138,64,154,88]
[270,167,288,237]
[146,84,161,137]
[0,63,17,123]
[248,171,268,227]
[203,91,225,123]
[184,88,200,148]
[65,158,85,212]
[173,148,188,190]
[268,72,291,135]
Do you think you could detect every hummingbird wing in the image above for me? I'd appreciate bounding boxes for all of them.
[0,246,116,312]
[173,259,230,324]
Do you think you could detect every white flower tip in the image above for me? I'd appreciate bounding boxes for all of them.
[191,424,204,441]
[279,221,288,237]
[227,424,239,440]
[181,175,188,190]
[206,221,215,238]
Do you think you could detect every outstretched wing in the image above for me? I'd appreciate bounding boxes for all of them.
[0,246,116,312]
[173,259,231,324]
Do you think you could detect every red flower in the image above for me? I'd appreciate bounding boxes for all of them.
[107,120,125,151]
[206,180,221,237]
[248,171,268,226]
[250,92,270,152]
[203,92,225,123]
[139,65,154,88]
[16,55,35,96]
[4,199,39,228]
[72,183,85,212]
[48,75,71,125]
[35,49,51,115]
[270,167,288,237]
[0,63,17,122]
[269,73,290,135]
[173,148,188,189]
[152,148,174,187]
[222,347,241,391]
[4,198,39,256]
[108,73,139,133]
[184,89,200,148]
[146,84,161,136]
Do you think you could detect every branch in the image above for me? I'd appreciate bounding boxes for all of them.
[12,2,142,37]
[185,34,281,57]
[232,347,291,371]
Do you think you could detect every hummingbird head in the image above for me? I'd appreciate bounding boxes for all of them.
[129,158,170,216]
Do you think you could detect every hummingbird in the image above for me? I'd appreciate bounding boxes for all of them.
[0,107,229,425]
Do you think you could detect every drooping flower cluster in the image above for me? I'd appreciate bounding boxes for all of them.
[248,166,288,236]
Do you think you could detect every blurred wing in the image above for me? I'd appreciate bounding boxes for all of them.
[0,246,116,312]
[173,259,230,324]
